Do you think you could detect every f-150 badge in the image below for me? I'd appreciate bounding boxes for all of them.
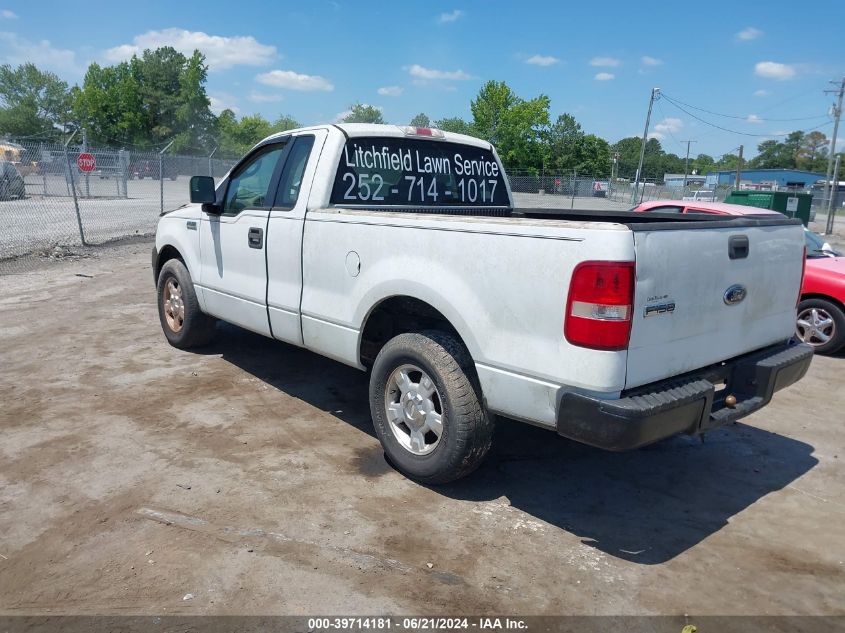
[644,296,676,317]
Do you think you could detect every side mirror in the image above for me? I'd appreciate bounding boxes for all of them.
[190,175,216,204]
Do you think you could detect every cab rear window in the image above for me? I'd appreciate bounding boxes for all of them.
[330,136,509,207]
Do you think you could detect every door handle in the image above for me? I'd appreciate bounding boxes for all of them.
[248,227,264,249]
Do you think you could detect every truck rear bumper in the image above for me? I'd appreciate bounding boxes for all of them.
[556,341,813,451]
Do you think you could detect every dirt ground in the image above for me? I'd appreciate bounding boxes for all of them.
[0,241,843,617]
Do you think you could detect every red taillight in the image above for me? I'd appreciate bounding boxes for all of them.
[565,261,635,351]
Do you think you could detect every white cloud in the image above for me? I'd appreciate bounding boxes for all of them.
[525,54,559,67]
[590,56,620,67]
[1,9,17,18]
[649,117,683,140]
[737,27,763,41]
[0,32,81,75]
[256,69,334,91]
[755,61,796,80]
[437,9,464,24]
[754,89,771,97]
[594,72,615,81]
[209,93,240,115]
[641,55,663,66]
[746,114,763,124]
[105,28,276,71]
[377,85,403,97]
[248,91,284,103]
[406,64,472,81]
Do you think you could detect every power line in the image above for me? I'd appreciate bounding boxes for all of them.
[660,95,832,138]
[655,99,687,150]
[660,92,829,122]
[757,86,824,115]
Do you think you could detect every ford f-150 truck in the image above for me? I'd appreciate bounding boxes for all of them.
[152,124,813,483]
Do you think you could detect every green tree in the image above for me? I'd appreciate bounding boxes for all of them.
[612,137,665,179]
[342,103,384,124]
[543,113,584,172]
[409,112,430,127]
[798,131,829,171]
[272,114,302,132]
[714,153,739,171]
[749,140,781,169]
[574,134,612,176]
[0,63,72,140]
[433,117,474,135]
[611,137,643,178]
[173,51,215,153]
[691,153,715,176]
[470,80,549,170]
[73,60,146,146]
[74,46,216,152]
[471,80,520,145]
[216,110,274,156]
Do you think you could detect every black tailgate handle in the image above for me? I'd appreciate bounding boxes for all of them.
[729,235,749,260]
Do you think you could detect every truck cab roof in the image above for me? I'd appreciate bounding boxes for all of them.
[259,123,492,151]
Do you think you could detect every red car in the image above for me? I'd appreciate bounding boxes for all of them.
[632,199,783,217]
[799,232,845,354]
[633,199,845,354]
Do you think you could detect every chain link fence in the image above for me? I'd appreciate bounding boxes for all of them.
[0,140,237,273]
[0,144,747,274]
[507,170,732,210]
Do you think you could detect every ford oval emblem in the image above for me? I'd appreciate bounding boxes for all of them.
[724,284,747,305]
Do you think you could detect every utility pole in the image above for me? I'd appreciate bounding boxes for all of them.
[735,145,744,190]
[826,153,841,235]
[823,78,844,212]
[610,151,619,199]
[682,139,696,189]
[632,87,660,203]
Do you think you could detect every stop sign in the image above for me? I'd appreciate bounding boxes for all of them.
[77,153,96,172]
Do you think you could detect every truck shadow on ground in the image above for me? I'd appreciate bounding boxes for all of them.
[202,323,819,566]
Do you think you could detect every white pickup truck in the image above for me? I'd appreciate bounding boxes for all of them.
[152,124,813,483]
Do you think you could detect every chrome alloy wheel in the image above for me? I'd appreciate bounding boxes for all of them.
[163,278,185,332]
[384,364,444,456]
[796,306,835,346]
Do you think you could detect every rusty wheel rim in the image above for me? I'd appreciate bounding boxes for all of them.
[163,278,185,332]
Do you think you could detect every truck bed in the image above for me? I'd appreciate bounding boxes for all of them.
[329,204,801,230]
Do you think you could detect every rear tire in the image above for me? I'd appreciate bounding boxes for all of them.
[156,259,216,349]
[796,298,845,355]
[369,331,494,484]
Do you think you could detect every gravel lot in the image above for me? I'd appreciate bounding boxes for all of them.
[0,241,843,617]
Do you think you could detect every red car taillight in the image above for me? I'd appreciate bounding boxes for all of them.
[565,261,636,351]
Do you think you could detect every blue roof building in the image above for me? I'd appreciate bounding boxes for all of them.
[705,168,825,189]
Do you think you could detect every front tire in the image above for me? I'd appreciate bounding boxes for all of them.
[156,259,216,349]
[369,331,494,484]
[796,298,845,354]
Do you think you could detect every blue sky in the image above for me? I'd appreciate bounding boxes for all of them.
[1,0,844,159]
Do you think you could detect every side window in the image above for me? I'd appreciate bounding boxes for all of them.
[647,205,684,214]
[222,143,287,215]
[274,136,315,209]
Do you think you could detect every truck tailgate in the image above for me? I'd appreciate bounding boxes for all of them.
[625,221,805,389]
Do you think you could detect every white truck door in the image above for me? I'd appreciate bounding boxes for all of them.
[265,131,326,346]
[198,141,289,336]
